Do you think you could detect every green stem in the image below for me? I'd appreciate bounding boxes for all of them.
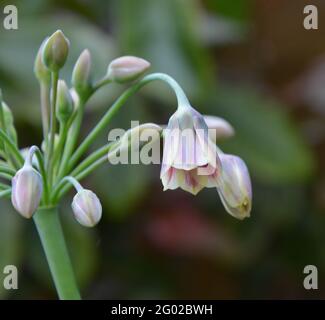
[0,165,15,175]
[57,100,85,181]
[40,82,51,141]
[0,129,24,167]
[47,71,59,186]
[34,148,50,204]
[68,73,188,170]
[33,207,81,300]
[0,188,11,198]
[52,155,107,203]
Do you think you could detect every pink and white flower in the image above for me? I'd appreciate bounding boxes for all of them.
[160,105,220,195]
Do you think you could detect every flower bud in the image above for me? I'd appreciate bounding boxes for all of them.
[203,115,234,142]
[72,49,92,96]
[42,30,70,72]
[107,56,150,83]
[34,38,51,84]
[217,154,252,220]
[56,80,73,122]
[11,147,43,219]
[72,189,102,227]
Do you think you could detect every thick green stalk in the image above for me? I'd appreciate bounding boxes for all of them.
[33,207,81,300]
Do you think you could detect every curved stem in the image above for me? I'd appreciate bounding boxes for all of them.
[52,155,107,203]
[33,207,81,300]
[70,143,113,177]
[68,73,188,171]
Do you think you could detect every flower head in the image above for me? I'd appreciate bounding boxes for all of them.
[217,154,252,220]
[161,105,220,195]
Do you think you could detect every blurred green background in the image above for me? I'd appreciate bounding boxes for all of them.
[1,0,325,299]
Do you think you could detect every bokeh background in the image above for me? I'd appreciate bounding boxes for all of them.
[0,0,325,299]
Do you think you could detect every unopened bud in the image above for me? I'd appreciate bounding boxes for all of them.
[217,154,252,220]
[11,147,43,219]
[56,80,73,122]
[72,189,102,227]
[1,98,18,144]
[72,49,92,96]
[34,38,51,84]
[42,30,70,72]
[107,56,150,83]
[203,115,234,142]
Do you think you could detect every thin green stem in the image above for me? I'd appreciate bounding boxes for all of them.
[0,188,11,198]
[0,172,12,181]
[33,207,81,300]
[40,82,51,141]
[70,143,113,177]
[34,148,50,205]
[0,165,15,176]
[0,129,24,167]
[52,155,106,203]
[68,73,188,171]
[47,71,59,186]
[56,99,85,181]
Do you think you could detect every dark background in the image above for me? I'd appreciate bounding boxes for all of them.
[0,0,325,299]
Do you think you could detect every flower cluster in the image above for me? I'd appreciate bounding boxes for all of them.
[0,29,252,231]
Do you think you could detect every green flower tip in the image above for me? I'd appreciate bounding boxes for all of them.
[42,30,70,72]
[56,80,74,123]
[72,49,92,97]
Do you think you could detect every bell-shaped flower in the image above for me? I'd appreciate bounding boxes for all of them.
[216,153,252,220]
[11,146,43,219]
[161,105,221,195]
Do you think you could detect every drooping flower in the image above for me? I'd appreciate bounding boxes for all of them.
[161,105,220,195]
[216,153,252,220]
[11,146,43,219]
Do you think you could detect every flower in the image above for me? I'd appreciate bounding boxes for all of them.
[216,153,252,220]
[72,189,102,227]
[107,56,150,83]
[161,105,220,195]
[11,147,43,219]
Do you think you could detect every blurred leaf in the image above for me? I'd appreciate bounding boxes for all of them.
[0,201,23,299]
[214,86,315,183]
